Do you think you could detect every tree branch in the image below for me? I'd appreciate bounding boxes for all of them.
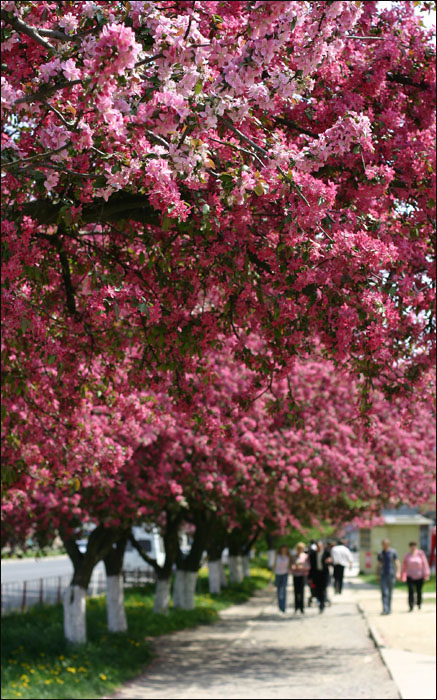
[22,191,160,226]
[1,9,58,52]
[51,228,77,315]
[386,72,429,90]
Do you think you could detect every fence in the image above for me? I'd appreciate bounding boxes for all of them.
[1,568,155,614]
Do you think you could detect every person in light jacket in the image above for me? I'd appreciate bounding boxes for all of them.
[401,541,430,611]
[271,545,291,613]
[330,539,353,594]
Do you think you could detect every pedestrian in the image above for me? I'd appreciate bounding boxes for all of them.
[308,540,332,613]
[401,541,430,611]
[331,539,353,594]
[290,542,310,613]
[271,544,291,613]
[376,538,401,615]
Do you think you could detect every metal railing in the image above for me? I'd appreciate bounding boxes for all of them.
[1,568,155,614]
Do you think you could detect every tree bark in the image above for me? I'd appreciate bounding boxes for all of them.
[154,577,171,614]
[104,531,129,633]
[242,553,251,578]
[63,585,87,644]
[208,559,222,594]
[219,560,228,588]
[228,555,244,583]
[106,575,127,632]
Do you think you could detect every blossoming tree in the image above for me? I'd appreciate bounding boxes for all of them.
[2,3,435,475]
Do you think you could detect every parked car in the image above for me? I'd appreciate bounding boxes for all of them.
[123,526,165,572]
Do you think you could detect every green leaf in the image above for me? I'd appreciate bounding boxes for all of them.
[194,79,203,95]
[254,182,265,196]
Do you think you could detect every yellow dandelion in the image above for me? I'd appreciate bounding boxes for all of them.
[59,655,65,660]
[78,666,87,672]
[44,679,53,685]
[19,674,29,682]
[66,666,76,673]
[39,652,46,657]
[99,673,107,680]
[56,678,64,684]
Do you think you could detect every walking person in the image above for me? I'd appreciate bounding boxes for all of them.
[308,540,332,613]
[331,539,353,594]
[271,545,291,613]
[401,541,430,611]
[376,538,401,615]
[290,542,310,613]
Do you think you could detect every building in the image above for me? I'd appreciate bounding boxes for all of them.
[359,506,434,574]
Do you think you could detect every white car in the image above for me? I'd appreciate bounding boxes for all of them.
[123,526,165,572]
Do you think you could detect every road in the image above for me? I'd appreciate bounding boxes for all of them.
[1,556,105,612]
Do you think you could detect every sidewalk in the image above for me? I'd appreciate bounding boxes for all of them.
[107,581,403,699]
[342,578,436,700]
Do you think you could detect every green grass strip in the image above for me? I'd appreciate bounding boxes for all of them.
[1,563,270,699]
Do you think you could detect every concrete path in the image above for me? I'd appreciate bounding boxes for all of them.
[108,582,402,700]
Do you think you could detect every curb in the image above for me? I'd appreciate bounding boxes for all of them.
[357,602,385,648]
[357,603,402,699]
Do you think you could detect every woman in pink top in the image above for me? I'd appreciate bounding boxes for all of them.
[401,541,430,611]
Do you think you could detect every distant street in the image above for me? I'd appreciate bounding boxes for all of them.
[1,556,105,612]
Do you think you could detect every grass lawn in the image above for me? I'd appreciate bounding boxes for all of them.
[1,563,270,699]
[359,573,436,593]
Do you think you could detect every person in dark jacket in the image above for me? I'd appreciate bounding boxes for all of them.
[308,540,332,613]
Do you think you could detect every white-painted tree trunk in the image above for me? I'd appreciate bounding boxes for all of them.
[242,554,251,578]
[154,578,171,614]
[208,560,221,594]
[183,571,197,610]
[267,549,276,569]
[172,568,185,608]
[106,575,127,632]
[228,555,244,583]
[63,585,87,644]
[219,560,228,588]
[173,570,198,609]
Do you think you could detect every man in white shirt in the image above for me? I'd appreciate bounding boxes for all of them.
[330,540,353,594]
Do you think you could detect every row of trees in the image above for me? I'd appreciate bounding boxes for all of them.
[2,341,435,641]
[1,1,435,643]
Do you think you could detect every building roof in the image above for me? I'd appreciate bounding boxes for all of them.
[383,514,434,526]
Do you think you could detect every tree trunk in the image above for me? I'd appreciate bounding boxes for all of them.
[219,560,228,588]
[106,575,127,632]
[104,530,129,633]
[183,571,197,609]
[173,569,197,609]
[172,568,185,608]
[61,524,122,644]
[208,559,222,594]
[242,553,251,578]
[154,577,171,614]
[267,549,276,569]
[63,585,87,644]
[228,555,244,583]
